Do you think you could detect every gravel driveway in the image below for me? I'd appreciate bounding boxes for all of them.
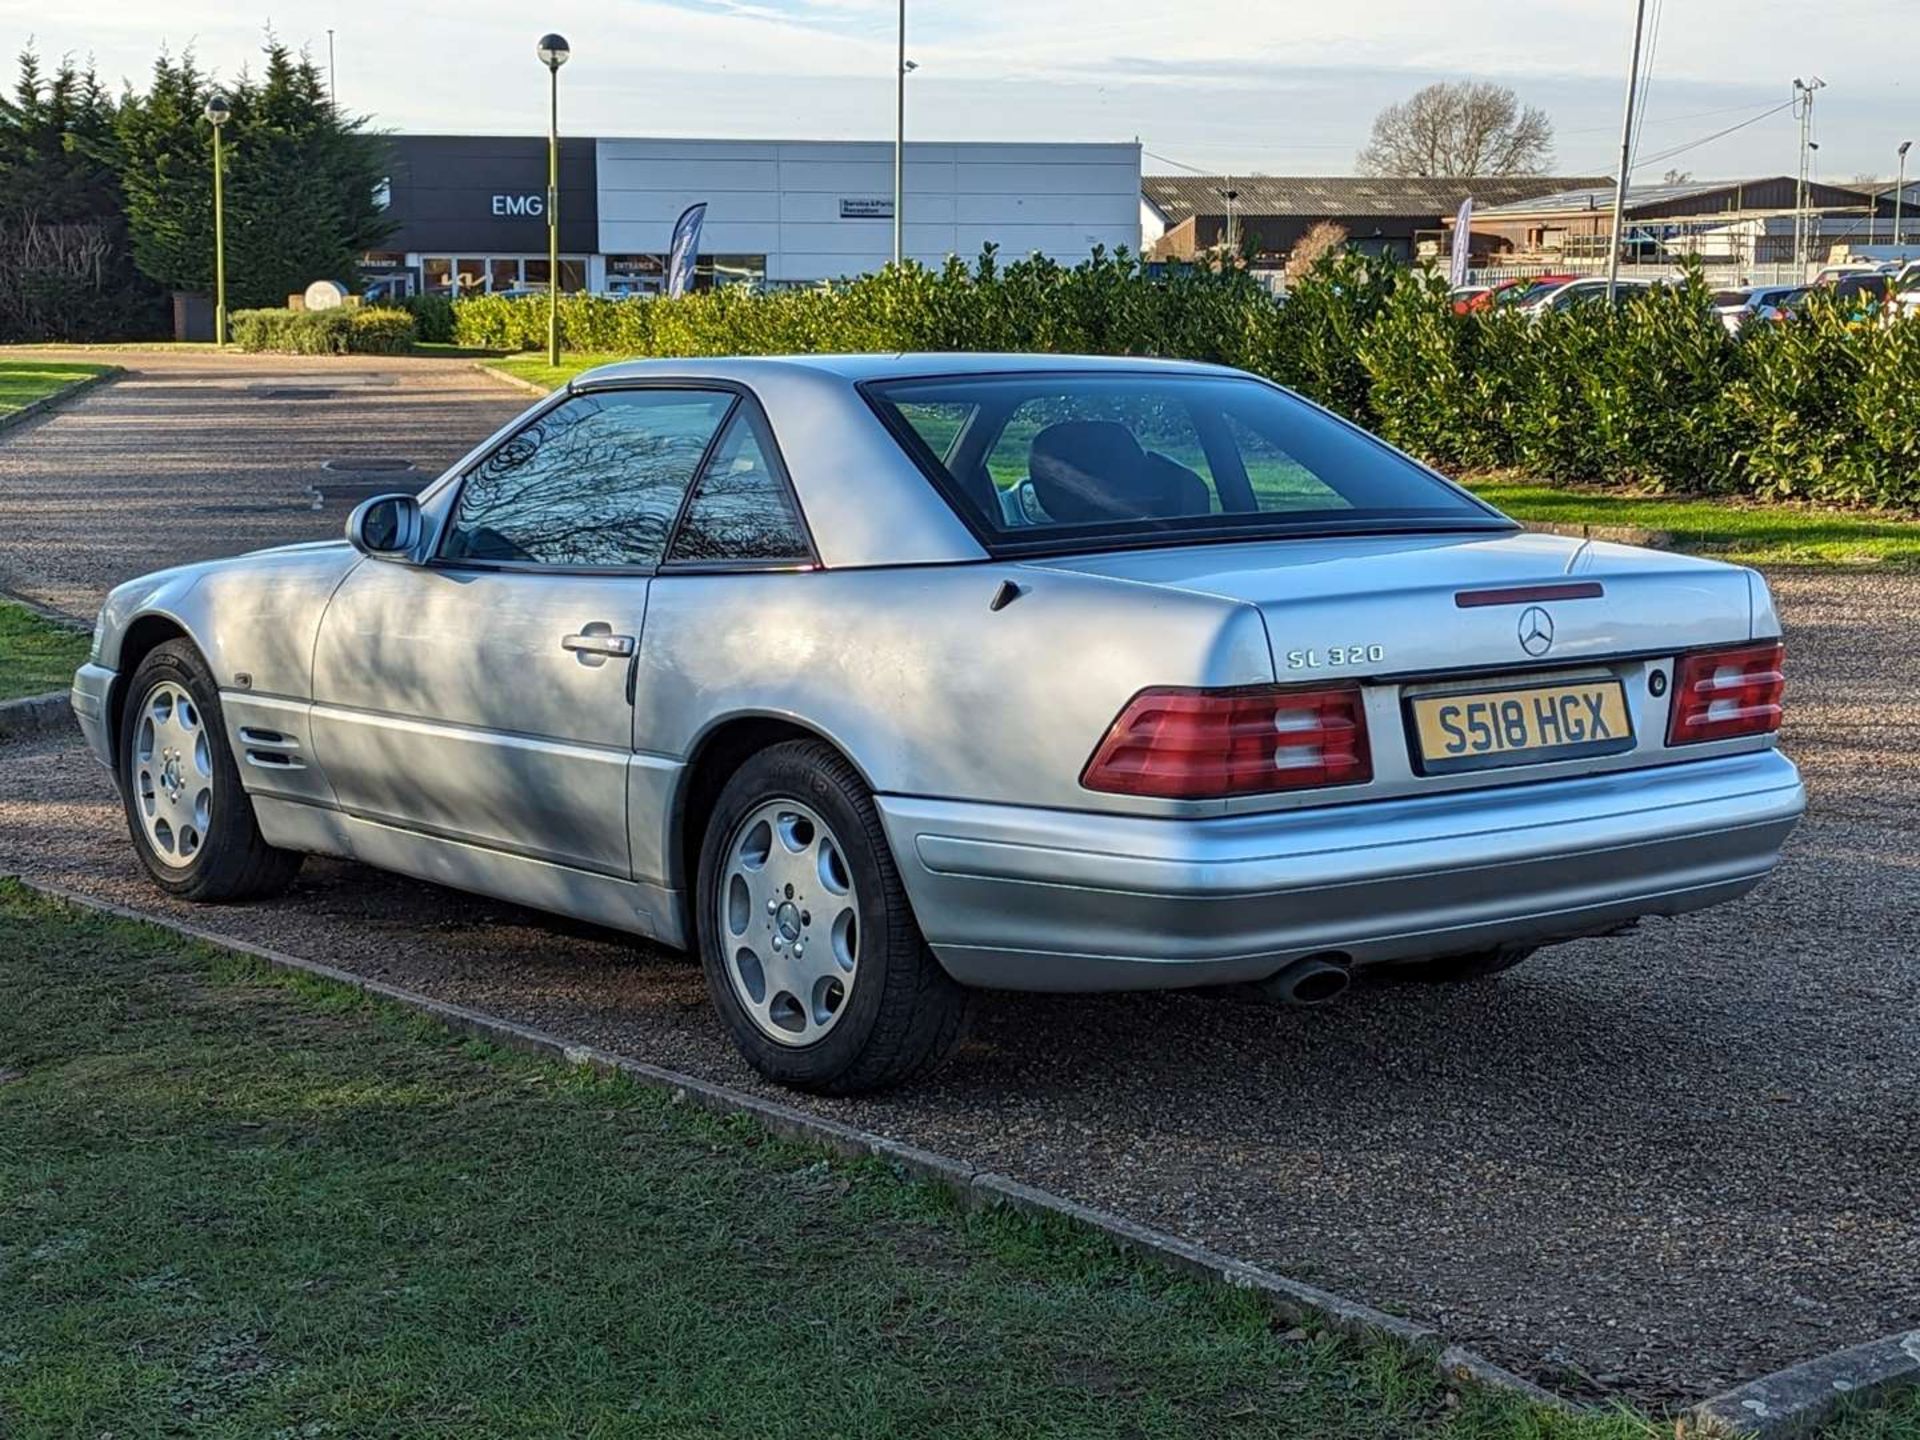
[0,349,526,620]
[1,356,1914,1408]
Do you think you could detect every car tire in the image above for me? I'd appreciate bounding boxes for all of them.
[118,639,302,902]
[696,739,970,1095]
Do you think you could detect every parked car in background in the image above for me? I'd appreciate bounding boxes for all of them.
[72,355,1806,1093]
[1809,263,1896,288]
[1521,277,1658,314]
[1452,275,1577,315]
[1712,284,1805,333]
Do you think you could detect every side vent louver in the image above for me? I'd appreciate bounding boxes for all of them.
[238,727,306,770]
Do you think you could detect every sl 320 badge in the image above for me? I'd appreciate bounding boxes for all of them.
[1285,644,1386,670]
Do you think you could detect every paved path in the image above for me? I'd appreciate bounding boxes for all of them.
[0,354,1913,1408]
[0,350,528,619]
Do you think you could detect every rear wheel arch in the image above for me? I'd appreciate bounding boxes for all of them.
[673,714,881,943]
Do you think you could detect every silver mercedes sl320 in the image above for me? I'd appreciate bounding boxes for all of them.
[73,354,1806,1092]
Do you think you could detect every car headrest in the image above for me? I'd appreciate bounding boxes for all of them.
[1029,421,1208,523]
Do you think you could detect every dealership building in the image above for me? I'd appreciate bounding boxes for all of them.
[364,135,1142,295]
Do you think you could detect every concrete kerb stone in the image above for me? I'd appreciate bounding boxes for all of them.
[0,692,71,740]
[0,366,124,437]
[1689,1329,1920,1439]
[474,362,551,397]
[16,873,1572,1413]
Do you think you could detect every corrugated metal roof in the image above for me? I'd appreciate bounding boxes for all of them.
[1471,176,1883,216]
[1140,174,1609,221]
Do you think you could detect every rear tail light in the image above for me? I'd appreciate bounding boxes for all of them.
[1666,641,1786,745]
[1081,685,1372,798]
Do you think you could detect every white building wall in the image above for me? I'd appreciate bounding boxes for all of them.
[596,138,1141,284]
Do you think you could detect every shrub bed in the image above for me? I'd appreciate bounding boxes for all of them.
[231,305,417,355]
[452,251,1920,510]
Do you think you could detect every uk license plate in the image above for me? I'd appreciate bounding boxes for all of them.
[1409,679,1635,774]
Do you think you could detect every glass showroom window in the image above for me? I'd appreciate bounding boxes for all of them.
[418,256,590,295]
[701,255,767,290]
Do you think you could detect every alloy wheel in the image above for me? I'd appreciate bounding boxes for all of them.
[717,799,860,1046]
[132,680,214,868]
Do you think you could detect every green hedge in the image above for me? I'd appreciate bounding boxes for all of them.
[230,305,417,355]
[450,250,1919,509]
[371,293,455,344]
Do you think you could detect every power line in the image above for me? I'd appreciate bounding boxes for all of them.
[1634,98,1795,168]
[1628,0,1665,171]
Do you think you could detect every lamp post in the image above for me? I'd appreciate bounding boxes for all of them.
[203,95,231,346]
[536,33,570,366]
[1898,140,1912,248]
[1215,185,1240,258]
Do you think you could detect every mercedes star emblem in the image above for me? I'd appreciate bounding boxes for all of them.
[1517,605,1555,657]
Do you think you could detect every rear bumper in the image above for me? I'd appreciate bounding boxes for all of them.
[70,661,115,767]
[877,749,1805,992]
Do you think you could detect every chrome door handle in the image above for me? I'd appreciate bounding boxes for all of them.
[561,629,636,660]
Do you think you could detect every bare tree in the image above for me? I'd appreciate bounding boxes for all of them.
[1356,82,1554,178]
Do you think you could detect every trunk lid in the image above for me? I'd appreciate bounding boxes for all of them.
[1023,531,1755,680]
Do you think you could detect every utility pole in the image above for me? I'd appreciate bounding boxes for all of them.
[1792,78,1824,275]
[892,0,909,267]
[327,29,336,108]
[1605,0,1650,301]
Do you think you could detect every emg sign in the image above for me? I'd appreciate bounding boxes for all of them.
[491,194,545,217]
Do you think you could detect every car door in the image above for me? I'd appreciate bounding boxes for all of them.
[311,385,738,877]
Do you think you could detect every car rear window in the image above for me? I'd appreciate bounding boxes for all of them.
[865,372,1509,554]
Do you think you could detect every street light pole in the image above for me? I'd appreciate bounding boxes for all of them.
[203,95,231,346]
[537,34,570,367]
[1898,140,1912,248]
[892,0,907,267]
[1604,0,1649,302]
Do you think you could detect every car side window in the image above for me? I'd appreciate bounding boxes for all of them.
[442,389,735,567]
[665,407,811,565]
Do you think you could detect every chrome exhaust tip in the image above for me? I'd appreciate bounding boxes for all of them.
[1256,954,1352,1007]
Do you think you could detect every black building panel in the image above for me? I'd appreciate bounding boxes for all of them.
[377,134,598,254]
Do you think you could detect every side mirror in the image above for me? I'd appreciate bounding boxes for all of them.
[346,493,422,559]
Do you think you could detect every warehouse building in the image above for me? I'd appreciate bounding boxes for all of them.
[1446,176,1904,267]
[1140,174,1605,267]
[363,135,1141,295]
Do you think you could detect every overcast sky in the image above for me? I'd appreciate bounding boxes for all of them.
[6,0,1912,182]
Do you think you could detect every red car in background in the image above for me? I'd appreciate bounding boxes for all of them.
[1452,275,1578,314]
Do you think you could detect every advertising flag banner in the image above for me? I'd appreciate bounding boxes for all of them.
[667,202,708,298]
[1450,197,1474,289]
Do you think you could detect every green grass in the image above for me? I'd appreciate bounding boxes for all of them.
[0,360,114,418]
[1464,479,1920,569]
[484,351,626,391]
[0,600,89,700]
[0,883,1679,1440]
